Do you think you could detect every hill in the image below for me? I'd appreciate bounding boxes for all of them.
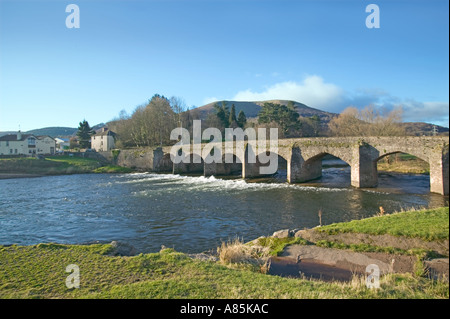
[192,100,449,136]
[401,122,449,136]
[0,123,105,138]
[25,127,78,137]
[193,100,337,122]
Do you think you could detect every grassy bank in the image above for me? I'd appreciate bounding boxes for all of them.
[318,207,449,241]
[0,156,133,176]
[0,207,448,299]
[0,243,447,299]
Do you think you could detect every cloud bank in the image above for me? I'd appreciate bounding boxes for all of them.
[216,75,449,127]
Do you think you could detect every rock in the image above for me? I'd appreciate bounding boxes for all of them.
[108,241,137,256]
[272,229,291,238]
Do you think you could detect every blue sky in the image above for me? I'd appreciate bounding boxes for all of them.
[0,0,448,131]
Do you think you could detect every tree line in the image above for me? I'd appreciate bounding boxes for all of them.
[74,95,406,149]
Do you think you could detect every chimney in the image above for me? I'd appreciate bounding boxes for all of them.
[17,130,22,140]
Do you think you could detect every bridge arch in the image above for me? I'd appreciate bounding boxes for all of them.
[298,151,351,183]
[375,151,431,193]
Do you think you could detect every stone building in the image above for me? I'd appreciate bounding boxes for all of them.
[91,127,116,152]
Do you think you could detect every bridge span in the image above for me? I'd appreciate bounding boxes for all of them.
[116,136,448,195]
[162,136,449,195]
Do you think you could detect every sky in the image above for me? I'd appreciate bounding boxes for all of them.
[0,0,448,131]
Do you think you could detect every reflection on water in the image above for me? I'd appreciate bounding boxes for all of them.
[0,169,448,253]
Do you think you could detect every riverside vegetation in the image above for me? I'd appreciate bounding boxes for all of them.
[0,207,448,299]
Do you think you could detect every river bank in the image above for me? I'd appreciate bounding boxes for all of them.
[0,156,133,178]
[0,207,448,299]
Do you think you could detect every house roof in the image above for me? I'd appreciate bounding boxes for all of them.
[93,128,116,137]
[0,134,32,142]
[0,134,55,142]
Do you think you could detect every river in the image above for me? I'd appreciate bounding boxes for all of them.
[0,167,448,253]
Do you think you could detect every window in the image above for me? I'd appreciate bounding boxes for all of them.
[14,149,18,154]
[6,141,9,147]
[10,149,13,154]
[28,137,36,148]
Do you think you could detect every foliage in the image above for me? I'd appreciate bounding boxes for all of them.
[76,120,95,149]
[328,106,406,137]
[214,101,230,129]
[107,94,190,148]
[257,102,301,136]
[237,110,247,128]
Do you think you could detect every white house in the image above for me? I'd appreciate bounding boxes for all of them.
[91,127,116,152]
[0,131,56,156]
[55,137,70,152]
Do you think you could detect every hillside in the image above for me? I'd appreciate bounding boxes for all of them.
[193,100,337,122]
[0,123,105,138]
[401,122,449,136]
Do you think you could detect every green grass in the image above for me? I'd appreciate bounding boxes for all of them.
[0,243,447,299]
[0,156,133,176]
[319,207,449,241]
[253,237,309,256]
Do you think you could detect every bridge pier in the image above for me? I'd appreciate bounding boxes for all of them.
[350,143,379,188]
[429,145,449,196]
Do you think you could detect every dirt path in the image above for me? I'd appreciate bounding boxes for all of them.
[267,228,449,282]
[268,244,421,281]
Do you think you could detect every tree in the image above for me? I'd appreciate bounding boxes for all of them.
[328,105,405,137]
[214,101,230,131]
[258,102,300,136]
[229,104,237,128]
[76,120,94,149]
[237,110,247,128]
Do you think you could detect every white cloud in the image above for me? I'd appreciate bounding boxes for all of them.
[400,101,449,127]
[232,75,344,112]
[203,75,449,127]
[202,96,220,105]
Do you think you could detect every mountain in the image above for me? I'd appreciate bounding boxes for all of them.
[193,100,337,122]
[192,100,449,136]
[25,127,78,137]
[0,123,106,138]
[401,122,449,136]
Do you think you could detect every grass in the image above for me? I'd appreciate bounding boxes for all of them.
[377,155,430,174]
[318,207,449,241]
[253,237,309,256]
[1,207,448,299]
[0,156,133,176]
[0,243,448,299]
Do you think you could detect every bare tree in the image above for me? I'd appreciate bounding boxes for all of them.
[329,105,405,137]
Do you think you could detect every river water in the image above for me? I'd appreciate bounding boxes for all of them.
[0,167,448,253]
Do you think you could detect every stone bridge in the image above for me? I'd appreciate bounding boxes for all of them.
[150,136,448,195]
